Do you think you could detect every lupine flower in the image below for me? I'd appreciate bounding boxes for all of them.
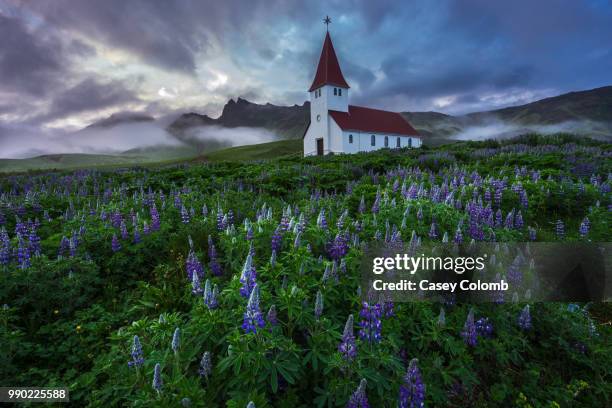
[358,195,366,213]
[475,317,494,338]
[328,233,349,260]
[267,304,278,326]
[192,271,203,295]
[28,227,41,256]
[271,227,282,253]
[515,211,524,229]
[314,290,324,319]
[246,402,255,408]
[438,307,446,327]
[579,217,590,238]
[461,309,477,347]
[172,327,181,353]
[133,226,141,244]
[150,204,160,231]
[128,335,145,368]
[203,279,218,310]
[181,205,190,223]
[239,253,257,298]
[454,227,463,244]
[428,221,438,239]
[208,236,222,276]
[0,228,10,265]
[152,363,163,393]
[347,379,369,408]
[242,284,265,334]
[111,234,121,252]
[120,220,128,239]
[555,219,565,239]
[528,226,536,241]
[339,314,357,361]
[398,358,425,408]
[518,305,531,331]
[358,302,382,343]
[186,250,204,282]
[198,351,212,379]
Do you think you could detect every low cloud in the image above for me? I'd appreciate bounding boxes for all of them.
[452,120,612,141]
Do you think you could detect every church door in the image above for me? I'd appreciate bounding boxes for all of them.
[316,138,324,155]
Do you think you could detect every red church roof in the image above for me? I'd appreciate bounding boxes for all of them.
[309,32,350,92]
[329,105,420,136]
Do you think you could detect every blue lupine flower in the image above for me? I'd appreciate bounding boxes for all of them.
[242,284,265,334]
[128,335,145,368]
[192,271,203,295]
[358,302,382,343]
[267,305,278,326]
[239,253,257,298]
[246,402,255,408]
[454,227,463,244]
[0,228,9,265]
[314,290,324,319]
[203,279,218,310]
[579,217,590,238]
[461,309,477,347]
[111,234,121,252]
[172,327,181,354]
[398,358,425,408]
[186,250,204,282]
[555,219,565,239]
[475,317,494,338]
[347,379,369,408]
[339,314,357,361]
[152,363,163,393]
[518,305,531,331]
[198,351,212,379]
[271,227,282,253]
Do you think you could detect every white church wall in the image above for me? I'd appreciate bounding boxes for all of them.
[338,130,421,154]
[324,85,349,112]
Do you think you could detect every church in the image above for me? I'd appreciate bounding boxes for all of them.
[303,28,422,156]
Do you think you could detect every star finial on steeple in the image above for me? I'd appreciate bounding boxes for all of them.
[323,15,331,31]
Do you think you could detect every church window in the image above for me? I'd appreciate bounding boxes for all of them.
[384,136,389,147]
[339,88,342,96]
[349,134,353,143]
[396,137,401,148]
[334,88,337,95]
[408,138,412,148]
[371,135,376,146]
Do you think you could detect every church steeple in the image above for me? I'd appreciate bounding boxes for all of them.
[308,32,350,92]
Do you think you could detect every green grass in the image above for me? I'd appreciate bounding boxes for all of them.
[202,139,303,162]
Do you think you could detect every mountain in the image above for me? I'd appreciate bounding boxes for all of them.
[168,97,310,140]
[167,86,612,144]
[84,112,155,129]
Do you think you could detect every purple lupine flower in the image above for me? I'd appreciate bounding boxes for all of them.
[347,379,369,408]
[416,206,423,221]
[267,304,278,326]
[181,205,190,224]
[192,270,203,295]
[475,317,494,338]
[328,233,349,260]
[128,335,145,368]
[314,290,324,320]
[186,250,204,282]
[271,227,282,253]
[371,197,380,214]
[143,221,150,235]
[428,221,438,239]
[504,210,514,229]
[520,190,529,208]
[358,302,382,343]
[111,234,121,252]
[246,225,254,241]
[555,219,565,239]
[16,234,30,269]
[242,284,265,334]
[0,228,10,265]
[239,253,257,298]
[461,309,477,347]
[515,211,524,229]
[398,358,425,408]
[203,279,219,310]
[208,236,222,276]
[579,217,589,238]
[358,195,366,213]
[152,363,163,393]
[382,298,395,318]
[171,327,181,354]
[495,209,503,228]
[133,226,141,244]
[150,204,160,231]
[198,351,212,379]
[528,226,536,241]
[317,209,328,229]
[518,305,531,331]
[454,227,463,244]
[28,227,41,256]
[339,314,357,361]
[120,220,128,240]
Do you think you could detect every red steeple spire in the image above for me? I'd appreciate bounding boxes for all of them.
[308,32,350,92]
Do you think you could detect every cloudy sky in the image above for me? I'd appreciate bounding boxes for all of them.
[1,0,611,135]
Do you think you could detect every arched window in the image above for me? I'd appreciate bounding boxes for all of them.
[408,138,412,148]
[396,137,401,148]
[334,88,337,96]
[371,135,376,146]
[349,134,353,144]
[339,88,342,96]
[384,136,389,147]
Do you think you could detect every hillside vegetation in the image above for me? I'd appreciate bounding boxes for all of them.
[0,134,610,407]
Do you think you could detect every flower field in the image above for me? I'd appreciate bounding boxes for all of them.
[1,134,611,407]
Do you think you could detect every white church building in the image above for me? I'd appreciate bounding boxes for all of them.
[303,31,422,156]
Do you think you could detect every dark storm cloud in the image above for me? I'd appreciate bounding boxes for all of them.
[37,78,140,122]
[0,13,65,95]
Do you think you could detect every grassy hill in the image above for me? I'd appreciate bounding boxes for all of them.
[200,139,302,162]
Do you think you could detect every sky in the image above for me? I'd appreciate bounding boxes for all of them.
[1,0,611,138]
